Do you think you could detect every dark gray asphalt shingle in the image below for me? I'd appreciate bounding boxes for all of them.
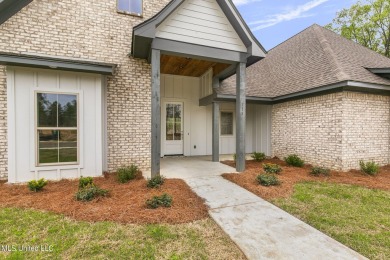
[219,24,390,98]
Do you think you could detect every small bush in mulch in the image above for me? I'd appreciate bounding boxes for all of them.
[0,175,208,224]
[147,175,165,188]
[251,152,266,162]
[146,193,173,209]
[75,185,109,202]
[222,159,390,201]
[79,176,93,189]
[256,174,280,187]
[360,161,379,176]
[27,179,48,192]
[263,163,282,174]
[75,177,108,202]
[310,167,330,177]
[117,165,139,183]
[285,154,305,167]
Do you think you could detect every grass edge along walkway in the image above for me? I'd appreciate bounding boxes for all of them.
[0,208,245,260]
[273,182,390,260]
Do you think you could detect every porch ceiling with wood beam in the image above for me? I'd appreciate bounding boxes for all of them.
[132,0,267,177]
[161,55,231,77]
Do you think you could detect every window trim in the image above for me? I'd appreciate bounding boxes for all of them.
[34,91,80,167]
[117,0,143,17]
[220,111,234,136]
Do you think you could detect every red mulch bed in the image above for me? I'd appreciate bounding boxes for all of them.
[222,159,390,200]
[0,173,208,224]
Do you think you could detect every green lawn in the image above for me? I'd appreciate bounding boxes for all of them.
[273,182,390,260]
[0,208,245,260]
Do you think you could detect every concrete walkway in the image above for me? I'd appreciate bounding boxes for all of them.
[162,157,367,260]
[161,155,236,178]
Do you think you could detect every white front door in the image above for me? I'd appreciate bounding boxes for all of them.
[165,102,184,155]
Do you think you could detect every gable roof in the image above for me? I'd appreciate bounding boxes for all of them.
[155,0,247,53]
[132,0,266,65]
[219,24,390,98]
[0,0,32,25]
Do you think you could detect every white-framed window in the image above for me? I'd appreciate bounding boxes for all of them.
[36,92,79,166]
[117,0,143,16]
[221,111,234,136]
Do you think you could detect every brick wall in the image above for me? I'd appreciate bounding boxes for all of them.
[0,0,171,177]
[272,93,344,169]
[342,92,390,170]
[272,91,390,171]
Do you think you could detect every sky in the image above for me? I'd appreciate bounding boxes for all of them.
[232,0,358,51]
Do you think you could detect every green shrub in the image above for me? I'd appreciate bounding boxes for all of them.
[251,152,266,162]
[310,167,330,176]
[360,161,379,176]
[75,185,109,202]
[285,154,305,167]
[256,174,280,186]
[117,165,139,183]
[263,163,282,174]
[27,178,48,192]
[79,176,93,189]
[233,154,236,162]
[147,175,165,188]
[146,194,173,209]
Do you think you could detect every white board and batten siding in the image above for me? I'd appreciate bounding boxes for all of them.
[160,73,272,157]
[7,67,104,183]
[161,74,201,157]
[200,68,213,99]
[156,0,247,52]
[218,102,272,156]
[254,105,272,155]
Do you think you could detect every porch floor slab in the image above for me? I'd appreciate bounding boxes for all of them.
[163,157,367,260]
[160,155,236,179]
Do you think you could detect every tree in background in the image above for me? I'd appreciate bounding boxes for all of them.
[326,0,390,58]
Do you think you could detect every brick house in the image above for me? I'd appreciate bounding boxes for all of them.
[220,24,390,171]
[0,0,389,183]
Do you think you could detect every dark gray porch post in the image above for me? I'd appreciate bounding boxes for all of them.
[151,49,161,177]
[212,101,220,162]
[236,62,246,172]
[212,77,220,162]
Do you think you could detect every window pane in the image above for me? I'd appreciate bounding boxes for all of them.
[166,104,174,141]
[118,0,142,15]
[58,94,77,127]
[39,130,59,164]
[130,0,142,14]
[221,112,233,135]
[174,105,182,141]
[118,0,128,11]
[59,130,78,163]
[37,93,58,127]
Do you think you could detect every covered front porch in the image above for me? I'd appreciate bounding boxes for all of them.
[151,52,250,176]
[132,0,267,177]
